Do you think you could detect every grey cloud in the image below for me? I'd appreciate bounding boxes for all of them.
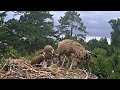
[4,11,120,38]
[5,11,20,21]
[51,11,120,38]
[79,11,120,38]
[5,11,14,21]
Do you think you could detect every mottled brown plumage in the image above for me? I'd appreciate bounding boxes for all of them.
[31,53,45,65]
[43,45,54,54]
[57,39,92,70]
[31,45,55,67]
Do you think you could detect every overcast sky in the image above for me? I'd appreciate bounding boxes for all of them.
[50,11,120,38]
[5,11,120,44]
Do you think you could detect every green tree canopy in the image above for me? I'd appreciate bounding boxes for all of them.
[0,11,57,57]
[109,18,120,48]
[56,11,87,40]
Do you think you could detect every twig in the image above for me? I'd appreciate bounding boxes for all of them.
[10,52,17,59]
[0,59,10,71]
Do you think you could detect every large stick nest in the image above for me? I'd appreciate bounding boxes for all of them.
[0,58,98,79]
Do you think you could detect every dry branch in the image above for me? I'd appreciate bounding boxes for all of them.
[0,58,98,79]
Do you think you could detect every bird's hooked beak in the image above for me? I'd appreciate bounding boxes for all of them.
[86,50,97,58]
[93,54,97,58]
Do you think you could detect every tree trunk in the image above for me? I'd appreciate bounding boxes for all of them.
[70,23,73,38]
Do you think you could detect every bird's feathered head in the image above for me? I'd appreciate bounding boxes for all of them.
[44,45,54,54]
